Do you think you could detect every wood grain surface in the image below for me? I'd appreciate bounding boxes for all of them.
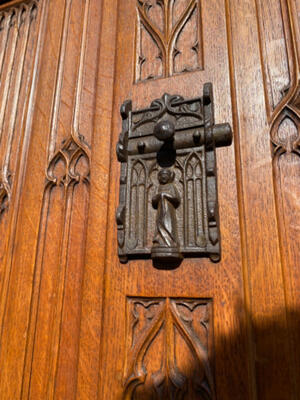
[0,0,298,399]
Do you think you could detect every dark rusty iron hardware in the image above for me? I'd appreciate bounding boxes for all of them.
[116,83,232,266]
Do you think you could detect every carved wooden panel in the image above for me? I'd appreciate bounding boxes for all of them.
[270,85,300,386]
[0,0,40,217]
[257,0,300,389]
[0,0,300,397]
[0,0,103,397]
[22,0,92,398]
[27,137,90,399]
[0,0,44,360]
[265,0,300,255]
[124,297,215,399]
[135,0,203,82]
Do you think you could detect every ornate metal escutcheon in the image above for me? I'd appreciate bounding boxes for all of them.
[116,83,232,266]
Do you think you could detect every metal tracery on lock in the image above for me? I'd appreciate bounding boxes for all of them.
[116,83,232,266]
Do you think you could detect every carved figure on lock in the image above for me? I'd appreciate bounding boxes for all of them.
[151,169,182,264]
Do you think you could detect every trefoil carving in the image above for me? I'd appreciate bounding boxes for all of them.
[46,136,90,188]
[271,92,300,160]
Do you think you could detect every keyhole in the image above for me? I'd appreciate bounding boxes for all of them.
[157,142,176,167]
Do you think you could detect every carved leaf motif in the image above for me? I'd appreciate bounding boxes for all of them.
[124,297,215,400]
[135,0,203,82]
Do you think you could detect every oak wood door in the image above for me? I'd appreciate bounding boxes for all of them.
[0,0,299,399]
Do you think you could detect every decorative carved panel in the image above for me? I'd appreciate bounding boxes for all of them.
[124,297,215,399]
[259,0,300,281]
[267,0,300,257]
[27,133,90,399]
[271,102,300,159]
[135,0,203,82]
[265,0,300,386]
[0,0,45,364]
[0,0,41,217]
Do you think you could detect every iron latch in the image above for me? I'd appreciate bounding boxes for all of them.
[116,83,232,266]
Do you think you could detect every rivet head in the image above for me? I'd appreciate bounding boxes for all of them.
[137,141,145,153]
[154,120,175,141]
[193,130,201,143]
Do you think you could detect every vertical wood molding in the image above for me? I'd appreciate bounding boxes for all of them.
[75,0,119,397]
[254,0,293,117]
[255,0,299,120]
[0,0,45,364]
[21,0,92,398]
[0,0,42,290]
[266,0,300,391]
[254,0,300,391]
[227,0,296,397]
[224,1,258,398]
[47,0,73,160]
[0,2,49,398]
[0,1,39,215]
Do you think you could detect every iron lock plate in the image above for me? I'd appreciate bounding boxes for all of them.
[116,83,232,266]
